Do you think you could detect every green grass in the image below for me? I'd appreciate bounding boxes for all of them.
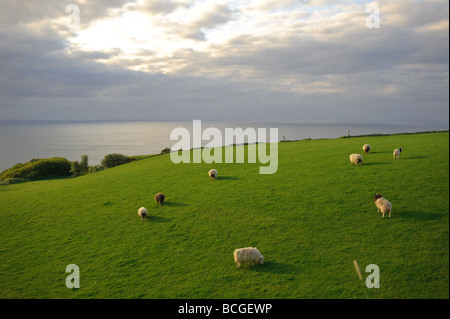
[0,132,448,299]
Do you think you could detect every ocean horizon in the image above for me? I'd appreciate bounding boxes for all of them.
[0,120,448,172]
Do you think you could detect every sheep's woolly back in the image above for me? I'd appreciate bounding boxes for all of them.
[209,169,218,179]
[349,154,363,165]
[363,144,371,153]
[374,196,392,217]
[393,147,403,159]
[233,247,264,267]
[375,197,392,212]
[137,207,148,220]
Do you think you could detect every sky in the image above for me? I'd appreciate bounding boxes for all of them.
[0,0,448,124]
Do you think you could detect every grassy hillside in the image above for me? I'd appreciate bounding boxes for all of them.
[0,132,448,299]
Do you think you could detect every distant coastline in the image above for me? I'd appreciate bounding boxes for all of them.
[0,121,448,172]
[2,130,448,185]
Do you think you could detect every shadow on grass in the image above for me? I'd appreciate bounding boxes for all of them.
[405,156,429,160]
[148,216,172,223]
[162,202,189,207]
[400,211,445,221]
[362,162,391,166]
[250,261,299,274]
[368,151,392,154]
[217,176,240,181]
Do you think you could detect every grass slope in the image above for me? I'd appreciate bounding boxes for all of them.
[0,132,448,299]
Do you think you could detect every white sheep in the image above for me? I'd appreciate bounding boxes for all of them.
[393,147,404,160]
[137,207,148,221]
[363,144,371,153]
[374,194,392,218]
[349,154,363,166]
[208,169,218,180]
[233,247,264,268]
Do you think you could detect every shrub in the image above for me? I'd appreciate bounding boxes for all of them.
[80,155,88,169]
[71,155,89,177]
[88,164,104,174]
[71,162,80,177]
[101,153,128,169]
[161,147,171,154]
[0,157,71,182]
[0,177,27,185]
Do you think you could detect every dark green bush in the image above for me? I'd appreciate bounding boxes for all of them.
[70,155,89,176]
[88,164,104,174]
[101,153,128,169]
[160,147,171,154]
[70,162,82,177]
[0,157,72,182]
[0,177,27,185]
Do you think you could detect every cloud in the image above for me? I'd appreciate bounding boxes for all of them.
[0,0,448,125]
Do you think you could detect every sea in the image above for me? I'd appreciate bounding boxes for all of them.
[0,120,448,172]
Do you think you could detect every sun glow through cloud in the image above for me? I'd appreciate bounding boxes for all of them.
[65,0,388,76]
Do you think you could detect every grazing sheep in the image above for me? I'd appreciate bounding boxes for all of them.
[363,144,371,153]
[154,193,165,205]
[393,147,404,159]
[233,247,264,268]
[137,207,148,221]
[208,169,218,180]
[374,194,392,218]
[349,154,363,166]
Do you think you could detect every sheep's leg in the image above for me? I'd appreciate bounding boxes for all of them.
[382,211,385,218]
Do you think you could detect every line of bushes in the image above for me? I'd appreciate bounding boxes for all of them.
[1,147,174,184]
[70,153,129,177]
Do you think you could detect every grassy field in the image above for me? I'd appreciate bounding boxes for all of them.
[0,132,448,299]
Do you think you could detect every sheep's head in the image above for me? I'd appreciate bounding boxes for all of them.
[374,194,382,201]
[258,256,264,264]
